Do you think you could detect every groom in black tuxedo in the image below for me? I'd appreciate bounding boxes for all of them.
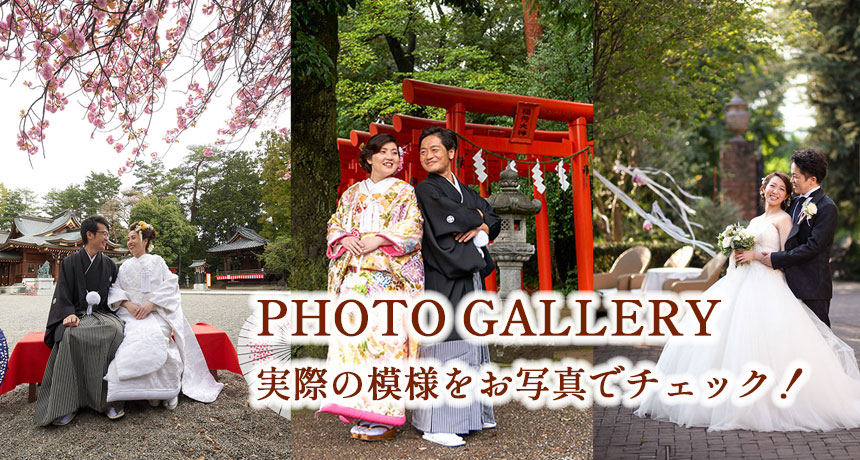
[761,148,837,327]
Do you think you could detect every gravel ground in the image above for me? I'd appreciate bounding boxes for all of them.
[0,292,290,460]
[292,404,592,460]
[1,292,594,460]
[291,346,594,460]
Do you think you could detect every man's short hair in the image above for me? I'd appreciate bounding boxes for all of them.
[80,216,110,245]
[419,126,458,152]
[791,148,828,184]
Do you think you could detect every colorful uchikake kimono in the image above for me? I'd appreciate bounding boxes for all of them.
[318,177,424,426]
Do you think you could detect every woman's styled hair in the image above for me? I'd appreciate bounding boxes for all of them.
[359,133,399,174]
[760,171,792,211]
[129,221,157,251]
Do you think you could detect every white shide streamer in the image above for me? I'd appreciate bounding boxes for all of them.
[532,163,545,194]
[557,160,570,191]
[473,149,487,183]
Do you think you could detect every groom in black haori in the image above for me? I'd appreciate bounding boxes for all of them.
[35,216,125,426]
[412,126,501,447]
[760,148,837,327]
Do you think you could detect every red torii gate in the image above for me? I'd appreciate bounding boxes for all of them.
[336,79,594,291]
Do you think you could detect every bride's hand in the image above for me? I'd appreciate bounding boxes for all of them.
[122,300,141,317]
[135,301,154,320]
[340,236,364,256]
[359,236,386,254]
[734,250,757,264]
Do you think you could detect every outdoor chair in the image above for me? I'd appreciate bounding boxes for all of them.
[619,245,694,290]
[593,246,652,291]
[663,254,728,293]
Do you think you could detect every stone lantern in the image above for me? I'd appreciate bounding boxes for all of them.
[724,94,751,139]
[190,259,207,291]
[486,167,542,299]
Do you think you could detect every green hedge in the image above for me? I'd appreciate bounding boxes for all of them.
[593,241,710,274]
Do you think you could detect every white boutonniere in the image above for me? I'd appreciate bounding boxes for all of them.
[800,201,817,222]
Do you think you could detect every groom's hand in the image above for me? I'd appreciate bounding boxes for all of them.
[62,314,79,327]
[760,251,773,268]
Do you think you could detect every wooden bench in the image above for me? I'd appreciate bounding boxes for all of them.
[0,323,240,402]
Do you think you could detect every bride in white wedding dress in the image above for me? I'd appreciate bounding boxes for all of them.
[635,172,860,432]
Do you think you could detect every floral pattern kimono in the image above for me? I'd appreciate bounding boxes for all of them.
[319,177,424,426]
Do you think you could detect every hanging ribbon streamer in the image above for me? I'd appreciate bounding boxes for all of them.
[532,163,545,194]
[473,149,487,183]
[593,169,716,256]
[557,160,570,191]
[614,164,704,244]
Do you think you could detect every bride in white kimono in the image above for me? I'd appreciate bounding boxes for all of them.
[106,221,223,408]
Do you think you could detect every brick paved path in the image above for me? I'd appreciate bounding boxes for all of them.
[594,282,860,460]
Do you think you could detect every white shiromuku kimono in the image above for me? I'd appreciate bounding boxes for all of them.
[106,253,223,403]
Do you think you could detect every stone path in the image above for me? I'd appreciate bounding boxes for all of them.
[594,281,860,459]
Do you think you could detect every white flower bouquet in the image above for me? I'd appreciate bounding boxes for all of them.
[342,270,371,296]
[717,223,756,264]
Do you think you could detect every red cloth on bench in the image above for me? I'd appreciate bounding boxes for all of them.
[0,323,240,397]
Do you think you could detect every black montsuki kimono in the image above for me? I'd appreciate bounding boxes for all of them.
[35,249,124,425]
[44,249,119,348]
[412,173,501,434]
[415,173,501,341]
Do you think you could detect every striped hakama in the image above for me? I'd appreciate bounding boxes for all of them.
[411,340,495,434]
[34,312,124,426]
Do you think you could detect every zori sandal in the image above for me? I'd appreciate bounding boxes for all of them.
[360,423,396,441]
[349,420,372,439]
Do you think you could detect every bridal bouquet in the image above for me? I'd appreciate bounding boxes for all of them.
[717,223,756,264]
[342,270,371,295]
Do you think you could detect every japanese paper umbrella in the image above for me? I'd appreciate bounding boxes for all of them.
[0,327,8,388]
[237,311,291,419]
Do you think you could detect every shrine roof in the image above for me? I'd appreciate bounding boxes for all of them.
[12,209,80,237]
[207,227,268,254]
[1,231,125,252]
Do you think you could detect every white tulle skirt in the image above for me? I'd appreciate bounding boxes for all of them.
[634,260,860,431]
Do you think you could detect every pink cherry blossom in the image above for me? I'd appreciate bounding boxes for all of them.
[142,8,158,29]
[5,0,290,171]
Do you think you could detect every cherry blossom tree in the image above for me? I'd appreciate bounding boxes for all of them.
[1,0,290,174]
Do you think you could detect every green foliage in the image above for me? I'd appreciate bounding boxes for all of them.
[193,149,264,251]
[794,0,860,234]
[0,184,37,231]
[514,0,592,105]
[336,0,525,136]
[43,171,121,218]
[129,195,198,266]
[293,0,357,85]
[593,0,797,242]
[259,131,292,240]
[261,235,291,277]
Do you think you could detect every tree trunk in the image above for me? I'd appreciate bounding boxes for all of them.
[290,6,341,290]
[521,0,542,56]
[384,32,415,73]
